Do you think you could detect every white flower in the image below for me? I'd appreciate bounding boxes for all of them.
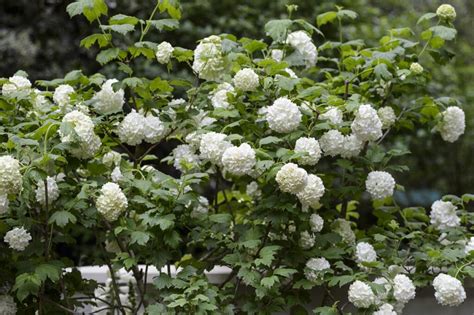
[319,130,344,157]
[222,143,256,176]
[143,114,167,143]
[351,104,383,141]
[173,144,200,172]
[438,106,465,143]
[192,35,226,81]
[96,183,128,221]
[275,163,308,194]
[284,68,297,78]
[393,274,416,303]
[355,242,377,264]
[266,97,301,133]
[0,155,22,195]
[35,176,60,205]
[410,62,423,74]
[296,174,325,209]
[4,227,32,251]
[373,303,397,315]
[320,107,343,125]
[378,106,396,129]
[117,110,146,146]
[59,110,101,159]
[304,257,330,281]
[373,277,392,303]
[246,181,261,199]
[199,132,232,166]
[0,194,8,215]
[436,4,456,20]
[299,231,315,249]
[333,219,355,244]
[191,196,209,218]
[2,75,31,97]
[286,31,318,67]
[271,49,284,61]
[53,84,74,111]
[103,151,122,167]
[156,41,174,64]
[92,79,124,114]
[430,200,460,230]
[210,83,235,109]
[0,295,17,315]
[309,214,324,232]
[233,68,259,91]
[433,273,466,306]
[111,167,123,182]
[294,137,321,166]
[340,134,364,159]
[184,131,203,148]
[465,237,474,254]
[348,280,375,308]
[169,98,186,107]
[365,171,396,200]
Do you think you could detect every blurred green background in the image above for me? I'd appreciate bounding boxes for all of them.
[1,0,472,203]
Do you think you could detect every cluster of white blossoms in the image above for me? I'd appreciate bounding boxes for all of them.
[4,227,32,251]
[286,31,318,67]
[294,137,321,166]
[0,155,22,195]
[320,106,343,125]
[355,242,377,264]
[103,151,122,167]
[319,130,344,157]
[377,106,396,129]
[192,35,226,81]
[117,110,167,145]
[348,280,376,308]
[246,181,261,199]
[309,213,324,233]
[296,174,325,209]
[332,219,355,244]
[35,176,60,205]
[429,200,460,230]
[92,79,124,114]
[436,4,456,21]
[433,273,466,306]
[393,274,416,303]
[340,134,364,159]
[53,84,75,111]
[156,41,174,64]
[210,83,235,109]
[271,49,284,61]
[59,110,101,159]
[0,295,17,315]
[275,163,308,194]
[351,104,383,141]
[299,231,315,249]
[199,132,232,166]
[233,68,259,91]
[266,97,302,133]
[173,144,200,172]
[96,182,128,221]
[373,303,397,315]
[111,166,123,183]
[365,171,396,200]
[2,75,31,97]
[410,62,424,74]
[465,236,474,254]
[437,106,465,143]
[191,196,209,218]
[304,257,330,282]
[222,143,256,176]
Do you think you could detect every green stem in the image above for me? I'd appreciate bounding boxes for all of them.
[139,1,161,42]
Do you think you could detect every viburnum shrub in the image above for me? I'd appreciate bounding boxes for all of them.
[0,1,472,314]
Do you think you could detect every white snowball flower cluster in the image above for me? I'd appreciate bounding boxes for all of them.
[246,181,261,199]
[117,110,166,145]
[210,83,235,109]
[286,31,318,67]
[199,132,232,166]
[233,68,259,91]
[35,176,60,205]
[271,49,284,61]
[320,106,343,125]
[92,79,124,114]
[433,273,466,306]
[437,106,465,143]
[299,231,315,249]
[4,227,32,251]
[348,280,375,308]
[296,174,325,209]
[0,194,8,215]
[96,183,128,221]
[309,213,324,233]
[275,163,308,194]
[53,84,74,111]
[365,171,396,200]
[351,104,383,141]
[378,106,396,129]
[319,130,344,157]
[410,62,423,74]
[333,219,356,244]
[111,167,123,182]
[294,137,321,166]
[304,257,330,281]
[266,97,302,133]
[465,236,474,254]
[373,303,397,315]
[103,151,122,167]
[156,41,174,64]
[143,113,167,143]
[222,143,256,176]
[429,200,460,230]
[59,110,101,159]
[173,144,200,172]
[0,155,22,195]
[393,274,416,303]
[340,134,364,159]
[2,75,31,97]
[355,242,377,264]
[191,196,209,218]
[436,4,456,21]
[192,35,225,81]
[0,295,17,315]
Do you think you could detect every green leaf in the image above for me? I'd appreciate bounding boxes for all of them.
[314,306,339,315]
[259,136,282,146]
[80,33,112,49]
[67,0,108,23]
[264,19,293,42]
[374,63,392,80]
[209,213,232,224]
[462,193,474,203]
[150,19,180,31]
[153,273,173,289]
[150,77,173,92]
[316,11,337,27]
[417,12,437,25]
[109,14,140,25]
[337,10,358,20]
[96,48,121,65]
[255,245,281,267]
[49,211,77,227]
[328,275,355,287]
[429,26,457,41]
[260,275,279,288]
[100,24,135,35]
[240,38,267,53]
[35,264,61,282]
[158,0,182,20]
[13,273,41,301]
[130,231,151,246]
[273,268,297,278]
